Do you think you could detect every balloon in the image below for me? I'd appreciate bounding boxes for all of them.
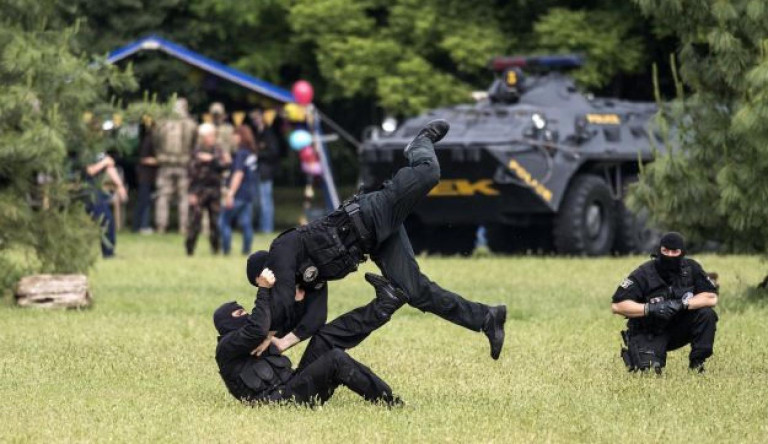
[289,129,313,151]
[299,146,318,163]
[292,80,314,105]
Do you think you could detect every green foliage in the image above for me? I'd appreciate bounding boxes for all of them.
[533,8,646,88]
[0,0,136,291]
[2,234,767,441]
[58,0,656,117]
[631,0,768,252]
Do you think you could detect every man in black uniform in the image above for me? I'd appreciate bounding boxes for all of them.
[246,120,507,360]
[214,270,406,406]
[611,232,719,373]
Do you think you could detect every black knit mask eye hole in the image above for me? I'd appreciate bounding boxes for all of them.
[213,301,247,335]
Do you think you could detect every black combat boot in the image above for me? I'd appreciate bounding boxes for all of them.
[416,119,450,143]
[689,360,706,374]
[482,305,507,360]
[365,273,408,319]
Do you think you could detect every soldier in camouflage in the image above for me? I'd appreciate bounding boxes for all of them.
[186,123,230,256]
[154,98,197,234]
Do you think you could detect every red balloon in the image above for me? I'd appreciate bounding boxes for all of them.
[292,80,314,105]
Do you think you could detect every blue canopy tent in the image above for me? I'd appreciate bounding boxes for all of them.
[107,35,341,210]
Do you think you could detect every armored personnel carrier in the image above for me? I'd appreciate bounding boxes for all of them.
[361,55,664,256]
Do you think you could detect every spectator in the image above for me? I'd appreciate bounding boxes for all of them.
[186,123,229,256]
[250,109,280,233]
[84,153,128,258]
[132,116,158,234]
[219,125,258,255]
[154,98,197,234]
[210,102,235,153]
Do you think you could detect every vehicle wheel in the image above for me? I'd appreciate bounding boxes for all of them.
[486,224,554,254]
[553,175,617,255]
[614,201,661,254]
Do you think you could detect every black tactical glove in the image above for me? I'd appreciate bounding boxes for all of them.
[645,299,683,321]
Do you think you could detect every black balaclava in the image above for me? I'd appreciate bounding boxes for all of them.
[654,231,686,276]
[246,250,269,287]
[213,301,247,336]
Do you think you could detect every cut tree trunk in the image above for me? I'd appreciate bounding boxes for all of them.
[14,274,91,309]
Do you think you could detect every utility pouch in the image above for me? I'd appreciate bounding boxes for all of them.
[240,359,278,393]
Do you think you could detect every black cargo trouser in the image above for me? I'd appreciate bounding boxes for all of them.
[280,295,400,405]
[186,186,220,254]
[624,307,718,370]
[358,135,489,332]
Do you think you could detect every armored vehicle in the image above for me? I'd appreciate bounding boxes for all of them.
[361,55,664,256]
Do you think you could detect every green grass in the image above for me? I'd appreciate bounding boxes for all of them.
[2,233,768,443]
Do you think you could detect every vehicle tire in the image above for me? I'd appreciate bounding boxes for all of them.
[614,201,661,255]
[487,224,554,254]
[553,175,617,255]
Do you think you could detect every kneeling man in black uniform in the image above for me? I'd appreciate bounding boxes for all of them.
[611,232,719,373]
[247,120,506,360]
[214,270,407,406]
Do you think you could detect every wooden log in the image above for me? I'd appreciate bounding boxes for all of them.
[14,274,91,309]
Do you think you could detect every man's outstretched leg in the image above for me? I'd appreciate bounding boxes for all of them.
[373,226,507,360]
[285,349,399,406]
[359,120,448,243]
[297,273,408,372]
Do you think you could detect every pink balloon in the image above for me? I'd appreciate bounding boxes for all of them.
[292,80,314,105]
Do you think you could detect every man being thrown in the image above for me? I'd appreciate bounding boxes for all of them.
[611,232,719,373]
[246,120,507,360]
[214,267,406,406]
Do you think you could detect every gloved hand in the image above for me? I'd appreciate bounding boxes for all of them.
[645,299,683,321]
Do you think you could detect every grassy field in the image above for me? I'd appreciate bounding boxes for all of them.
[2,233,768,443]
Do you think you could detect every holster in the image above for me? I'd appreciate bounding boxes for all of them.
[620,329,665,372]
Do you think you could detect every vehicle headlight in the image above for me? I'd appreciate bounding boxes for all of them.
[531,113,547,130]
[382,117,398,133]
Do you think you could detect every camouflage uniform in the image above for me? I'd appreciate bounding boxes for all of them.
[186,145,228,255]
[215,122,235,154]
[153,117,197,233]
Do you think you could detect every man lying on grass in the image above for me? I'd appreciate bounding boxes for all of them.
[213,267,406,406]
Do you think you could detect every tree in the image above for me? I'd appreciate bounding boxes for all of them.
[61,0,661,120]
[0,0,136,291]
[630,0,768,257]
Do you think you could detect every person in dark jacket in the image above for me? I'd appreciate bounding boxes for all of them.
[132,117,158,233]
[249,109,281,234]
[214,269,405,406]
[611,232,719,373]
[244,120,507,361]
[220,125,258,255]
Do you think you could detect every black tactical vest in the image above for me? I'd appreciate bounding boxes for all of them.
[237,354,293,400]
[297,209,367,282]
[629,259,694,333]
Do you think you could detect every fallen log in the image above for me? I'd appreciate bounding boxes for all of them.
[14,274,91,309]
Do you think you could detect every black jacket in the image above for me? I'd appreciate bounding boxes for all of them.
[612,258,718,332]
[258,230,329,341]
[215,293,293,402]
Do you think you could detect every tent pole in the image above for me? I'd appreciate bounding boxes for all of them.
[310,105,341,210]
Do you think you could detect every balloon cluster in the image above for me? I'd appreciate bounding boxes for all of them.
[286,80,322,177]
